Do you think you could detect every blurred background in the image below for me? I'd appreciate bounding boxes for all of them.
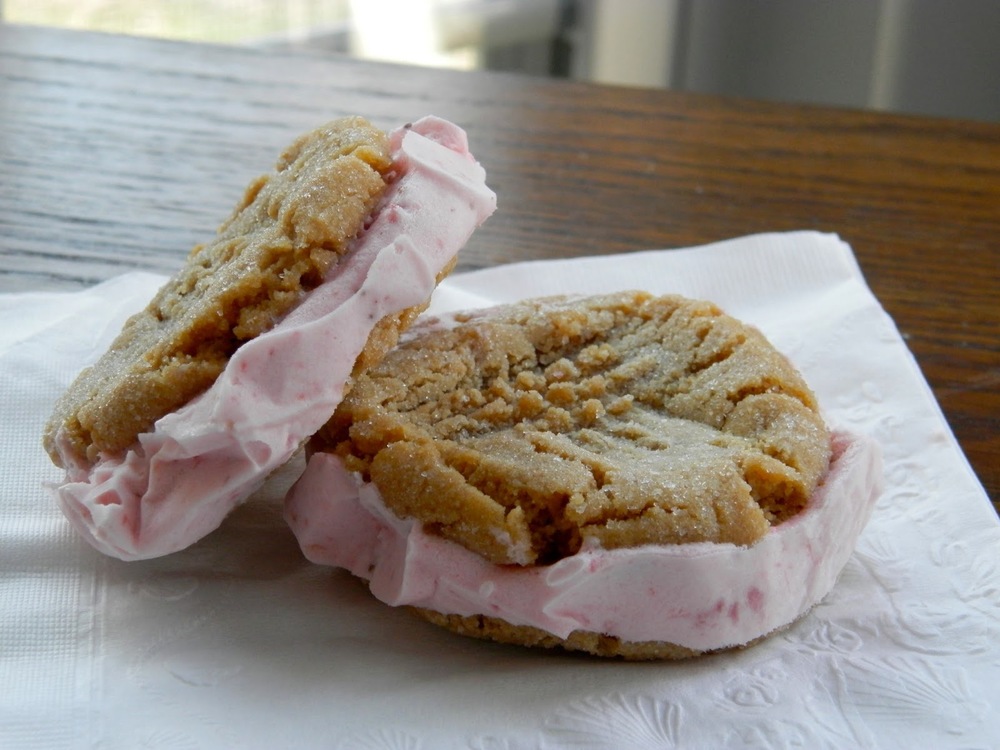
[3,0,998,122]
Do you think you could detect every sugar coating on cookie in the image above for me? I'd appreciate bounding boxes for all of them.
[318,291,832,567]
[44,117,392,468]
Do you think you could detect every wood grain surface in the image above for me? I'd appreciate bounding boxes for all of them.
[1,24,997,510]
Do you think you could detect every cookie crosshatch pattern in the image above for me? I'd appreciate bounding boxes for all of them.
[326,291,831,561]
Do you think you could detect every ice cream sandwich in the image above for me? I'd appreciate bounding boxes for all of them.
[43,115,497,560]
[285,291,883,659]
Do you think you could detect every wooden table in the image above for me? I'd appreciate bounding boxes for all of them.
[2,24,997,511]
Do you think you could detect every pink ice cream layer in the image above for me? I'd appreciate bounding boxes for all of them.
[50,116,497,561]
[285,430,883,651]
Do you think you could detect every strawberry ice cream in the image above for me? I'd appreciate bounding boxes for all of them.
[50,116,497,560]
[284,431,882,651]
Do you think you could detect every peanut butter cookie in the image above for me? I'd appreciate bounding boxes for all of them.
[44,117,392,469]
[320,291,831,566]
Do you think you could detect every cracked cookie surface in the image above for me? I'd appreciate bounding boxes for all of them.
[44,116,393,469]
[317,291,832,567]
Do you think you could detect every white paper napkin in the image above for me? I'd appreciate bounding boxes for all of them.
[2,232,997,749]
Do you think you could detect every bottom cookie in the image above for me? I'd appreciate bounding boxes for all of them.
[411,607,738,660]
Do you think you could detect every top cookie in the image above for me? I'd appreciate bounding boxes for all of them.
[44,117,392,469]
[318,291,832,566]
